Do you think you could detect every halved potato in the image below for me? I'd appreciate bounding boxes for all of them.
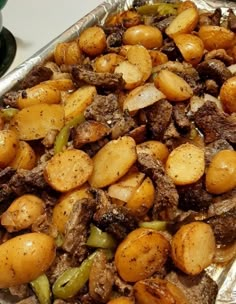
[88,136,137,188]
[42,79,75,91]
[10,104,65,141]
[127,45,152,82]
[44,149,93,192]
[94,53,125,73]
[123,83,166,112]
[9,141,36,170]
[171,222,216,275]
[166,143,205,185]
[154,70,193,102]
[165,7,199,38]
[137,141,169,163]
[114,61,143,90]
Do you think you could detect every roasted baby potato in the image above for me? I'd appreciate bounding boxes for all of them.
[137,141,169,164]
[79,26,107,57]
[10,103,65,141]
[44,149,93,192]
[89,136,137,188]
[0,129,19,168]
[17,84,61,109]
[54,40,82,65]
[205,150,236,194]
[9,140,36,170]
[107,297,135,304]
[0,233,56,288]
[1,194,45,232]
[171,222,216,275]
[115,228,170,282]
[114,61,143,90]
[166,143,205,185]
[123,25,163,49]
[220,76,236,113]
[134,278,189,304]
[94,53,125,73]
[52,184,92,233]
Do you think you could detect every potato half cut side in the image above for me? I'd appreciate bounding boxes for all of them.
[89,136,137,188]
[171,222,216,275]
[114,61,143,90]
[166,143,205,185]
[44,149,93,192]
[165,7,199,38]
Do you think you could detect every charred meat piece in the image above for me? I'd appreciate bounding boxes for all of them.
[127,124,147,144]
[144,99,172,140]
[228,9,236,32]
[72,65,124,90]
[206,207,236,244]
[16,296,38,304]
[194,101,236,144]
[2,90,20,108]
[106,28,125,48]
[0,167,16,184]
[62,198,96,263]
[205,79,219,96]
[177,178,213,212]
[84,94,136,139]
[160,40,183,61]
[153,16,175,33]
[211,8,222,26]
[72,120,110,148]
[89,250,114,303]
[173,103,191,133]
[83,138,109,158]
[204,49,233,66]
[197,59,232,86]
[93,204,138,240]
[199,8,222,27]
[137,153,179,220]
[166,271,218,304]
[18,66,53,89]
[205,139,233,167]
[9,285,30,300]
[163,121,181,150]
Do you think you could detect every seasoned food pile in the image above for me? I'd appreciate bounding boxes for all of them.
[0,1,236,303]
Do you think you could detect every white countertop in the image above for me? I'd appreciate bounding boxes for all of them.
[2,0,103,73]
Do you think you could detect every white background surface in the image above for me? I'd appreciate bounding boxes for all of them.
[2,0,103,73]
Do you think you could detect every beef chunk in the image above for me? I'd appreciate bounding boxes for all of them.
[197,59,232,86]
[205,79,219,96]
[0,167,16,184]
[204,49,233,66]
[85,94,136,139]
[211,8,222,26]
[177,178,213,212]
[72,66,123,90]
[206,207,236,244]
[16,296,38,304]
[89,250,114,303]
[166,271,218,304]
[137,153,179,220]
[205,139,233,167]
[163,121,181,150]
[3,90,20,107]
[83,138,109,158]
[47,253,74,284]
[208,189,236,217]
[160,40,183,61]
[94,204,138,240]
[173,103,191,133]
[19,66,53,89]
[144,99,172,140]
[153,16,175,33]
[106,28,124,48]
[63,198,96,262]
[199,8,221,27]
[194,101,236,144]
[9,285,30,300]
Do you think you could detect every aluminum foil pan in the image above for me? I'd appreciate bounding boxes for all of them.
[0,0,236,303]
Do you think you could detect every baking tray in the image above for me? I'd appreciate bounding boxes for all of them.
[0,0,236,303]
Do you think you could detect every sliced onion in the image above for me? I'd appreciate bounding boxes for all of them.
[213,242,236,264]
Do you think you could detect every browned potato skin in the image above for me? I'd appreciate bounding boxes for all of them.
[54,41,82,65]
[134,278,189,304]
[117,10,142,28]
[0,130,19,168]
[220,76,236,113]
[149,50,168,67]
[1,194,44,232]
[205,150,236,194]
[177,0,197,14]
[123,25,163,49]
[115,228,170,282]
[198,26,235,51]
[0,233,56,288]
[79,26,107,57]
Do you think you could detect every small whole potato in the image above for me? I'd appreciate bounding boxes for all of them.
[79,26,107,57]
[123,25,163,49]
[115,228,170,282]
[0,233,56,288]
[220,76,236,113]
[1,194,45,232]
[206,150,236,194]
[0,129,19,168]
